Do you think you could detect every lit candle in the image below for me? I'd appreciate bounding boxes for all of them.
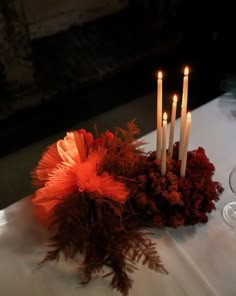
[156,71,163,159]
[179,66,189,160]
[180,112,191,177]
[161,112,167,176]
[168,94,177,157]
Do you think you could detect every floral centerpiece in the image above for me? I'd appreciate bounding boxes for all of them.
[31,120,223,296]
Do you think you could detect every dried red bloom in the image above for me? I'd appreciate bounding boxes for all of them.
[105,130,114,141]
[165,191,182,205]
[84,132,94,146]
[169,213,185,228]
[78,128,86,135]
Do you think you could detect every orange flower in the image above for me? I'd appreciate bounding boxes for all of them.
[32,131,129,218]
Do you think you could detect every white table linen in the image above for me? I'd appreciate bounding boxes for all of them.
[1,94,236,296]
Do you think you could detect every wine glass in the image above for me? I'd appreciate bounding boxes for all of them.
[222,166,236,227]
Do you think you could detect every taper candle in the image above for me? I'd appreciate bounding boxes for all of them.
[156,71,163,159]
[179,66,189,160]
[180,112,191,177]
[168,94,177,157]
[161,112,167,176]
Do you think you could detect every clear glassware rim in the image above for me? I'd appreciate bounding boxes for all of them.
[229,166,236,194]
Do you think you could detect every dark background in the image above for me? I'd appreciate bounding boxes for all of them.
[0,1,235,157]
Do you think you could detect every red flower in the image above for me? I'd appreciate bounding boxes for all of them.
[32,131,129,220]
[165,191,182,205]
[105,130,114,141]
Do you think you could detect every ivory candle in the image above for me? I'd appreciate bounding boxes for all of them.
[180,112,191,177]
[156,71,163,159]
[161,112,167,176]
[168,94,177,157]
[179,66,189,160]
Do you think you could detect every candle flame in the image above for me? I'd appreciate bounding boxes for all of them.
[173,94,178,103]
[184,66,189,76]
[163,112,167,120]
[187,112,191,120]
[157,71,163,79]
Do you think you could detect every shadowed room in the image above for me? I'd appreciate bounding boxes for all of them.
[0,0,233,207]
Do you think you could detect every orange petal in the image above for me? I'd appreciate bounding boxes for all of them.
[32,143,61,187]
[88,173,129,203]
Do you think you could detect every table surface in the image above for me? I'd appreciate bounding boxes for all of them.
[1,94,236,296]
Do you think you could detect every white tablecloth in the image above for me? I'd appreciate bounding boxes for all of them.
[1,94,236,296]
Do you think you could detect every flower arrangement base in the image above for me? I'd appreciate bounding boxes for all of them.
[31,121,223,296]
